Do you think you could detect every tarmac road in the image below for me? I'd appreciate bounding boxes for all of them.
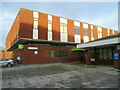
[2,63,119,88]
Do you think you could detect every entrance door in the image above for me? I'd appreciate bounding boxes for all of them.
[73,51,86,63]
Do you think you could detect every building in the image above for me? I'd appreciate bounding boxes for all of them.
[77,33,120,68]
[6,8,118,64]
[0,52,12,59]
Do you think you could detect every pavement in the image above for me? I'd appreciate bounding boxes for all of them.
[2,63,119,88]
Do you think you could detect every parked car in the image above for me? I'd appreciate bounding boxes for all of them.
[0,58,14,67]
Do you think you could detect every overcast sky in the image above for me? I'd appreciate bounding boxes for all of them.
[1,2,118,48]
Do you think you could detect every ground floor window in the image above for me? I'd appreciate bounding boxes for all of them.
[98,47,113,60]
[89,47,114,60]
[50,50,69,58]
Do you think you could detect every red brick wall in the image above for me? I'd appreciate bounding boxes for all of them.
[12,45,75,64]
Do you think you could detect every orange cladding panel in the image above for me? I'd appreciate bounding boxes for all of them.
[6,15,19,50]
[93,25,98,40]
[38,13,48,40]
[88,24,91,41]
[102,28,108,37]
[109,29,113,35]
[52,16,60,41]
[80,22,84,43]
[114,30,118,34]
[68,19,74,42]
[19,8,33,39]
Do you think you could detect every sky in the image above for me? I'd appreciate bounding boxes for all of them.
[0,1,118,48]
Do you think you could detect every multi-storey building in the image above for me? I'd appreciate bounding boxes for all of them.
[6,8,118,64]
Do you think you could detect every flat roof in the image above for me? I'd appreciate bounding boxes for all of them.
[7,38,77,51]
[77,34,120,49]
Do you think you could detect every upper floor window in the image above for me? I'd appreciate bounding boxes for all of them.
[83,23,88,29]
[74,21,80,35]
[48,15,52,21]
[33,18,38,29]
[98,27,102,38]
[33,11,39,18]
[74,26,80,35]
[48,21,52,31]
[60,23,67,34]
[84,28,88,36]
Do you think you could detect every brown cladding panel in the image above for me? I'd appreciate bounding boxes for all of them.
[102,28,108,37]
[19,8,33,39]
[88,24,91,41]
[52,16,60,41]
[93,25,98,40]
[80,22,84,43]
[68,20,74,42]
[38,13,48,40]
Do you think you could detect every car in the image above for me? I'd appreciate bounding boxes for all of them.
[0,58,14,67]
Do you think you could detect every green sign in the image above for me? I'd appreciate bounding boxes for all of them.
[18,44,24,49]
[71,48,86,51]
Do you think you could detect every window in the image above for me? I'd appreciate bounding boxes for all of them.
[84,28,88,36]
[98,31,102,38]
[99,49,103,59]
[48,21,52,31]
[97,27,102,38]
[33,12,38,39]
[74,21,80,35]
[50,50,69,58]
[60,22,68,42]
[103,48,107,59]
[74,26,80,35]
[60,23,67,34]
[83,23,88,28]
[75,35,81,43]
[33,12,39,18]
[48,15,52,21]
[48,15,53,40]
[98,47,113,60]
[33,29,38,39]
[33,18,38,29]
[107,48,113,59]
